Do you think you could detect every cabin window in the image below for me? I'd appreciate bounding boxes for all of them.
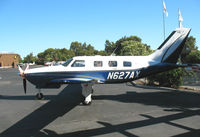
[71,60,85,67]
[94,61,103,67]
[123,61,132,67]
[62,58,73,67]
[108,61,117,67]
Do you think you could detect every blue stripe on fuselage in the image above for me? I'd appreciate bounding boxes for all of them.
[25,62,179,88]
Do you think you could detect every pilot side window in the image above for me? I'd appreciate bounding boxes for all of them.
[123,61,132,67]
[62,58,73,67]
[71,60,85,67]
[94,61,103,67]
[108,61,117,67]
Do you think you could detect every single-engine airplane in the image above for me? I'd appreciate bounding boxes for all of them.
[18,27,191,105]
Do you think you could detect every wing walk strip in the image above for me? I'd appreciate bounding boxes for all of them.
[61,78,93,81]
[34,73,106,81]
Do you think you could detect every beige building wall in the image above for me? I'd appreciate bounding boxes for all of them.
[0,53,19,68]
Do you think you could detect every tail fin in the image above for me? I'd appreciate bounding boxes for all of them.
[149,27,191,63]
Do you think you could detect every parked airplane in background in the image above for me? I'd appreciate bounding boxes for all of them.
[18,27,191,105]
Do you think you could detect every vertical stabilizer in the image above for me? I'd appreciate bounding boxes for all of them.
[149,27,191,63]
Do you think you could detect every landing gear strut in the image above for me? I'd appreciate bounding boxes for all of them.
[81,83,94,105]
[36,89,44,100]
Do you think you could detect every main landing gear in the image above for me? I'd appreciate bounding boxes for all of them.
[35,89,44,100]
[34,84,94,102]
[81,83,94,105]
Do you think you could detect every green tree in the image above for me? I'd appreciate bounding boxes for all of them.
[104,40,115,55]
[37,52,45,64]
[120,41,152,56]
[59,48,75,60]
[115,36,142,55]
[18,55,23,63]
[70,41,82,55]
[95,50,108,56]
[181,36,198,63]
[104,35,151,56]
[183,50,200,64]
[36,48,75,65]
[70,41,96,56]
[23,53,37,63]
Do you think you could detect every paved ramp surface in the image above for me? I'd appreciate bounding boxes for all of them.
[1,68,200,137]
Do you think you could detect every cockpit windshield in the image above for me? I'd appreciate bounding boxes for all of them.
[62,58,73,67]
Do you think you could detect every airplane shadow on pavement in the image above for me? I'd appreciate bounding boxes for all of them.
[34,109,200,137]
[34,88,200,137]
[0,84,83,137]
[93,89,200,108]
[1,85,200,137]
[0,95,56,100]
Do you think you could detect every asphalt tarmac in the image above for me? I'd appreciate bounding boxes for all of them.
[0,67,200,137]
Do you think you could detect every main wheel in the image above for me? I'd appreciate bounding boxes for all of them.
[82,100,92,105]
[36,93,44,100]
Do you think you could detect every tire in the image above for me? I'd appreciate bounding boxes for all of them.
[82,100,92,105]
[36,93,44,100]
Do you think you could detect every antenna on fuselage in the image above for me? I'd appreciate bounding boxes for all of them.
[110,47,117,56]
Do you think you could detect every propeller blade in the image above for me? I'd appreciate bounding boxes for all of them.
[23,79,26,94]
[25,64,29,71]
[18,65,24,77]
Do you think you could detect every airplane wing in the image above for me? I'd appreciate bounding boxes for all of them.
[50,77,104,84]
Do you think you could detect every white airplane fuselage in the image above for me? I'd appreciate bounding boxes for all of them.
[25,56,153,86]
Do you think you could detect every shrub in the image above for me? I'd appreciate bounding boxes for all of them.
[147,68,184,88]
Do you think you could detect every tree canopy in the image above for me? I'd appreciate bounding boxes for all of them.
[181,36,198,63]
[105,35,152,56]
[36,48,75,64]
[23,35,154,64]
[23,53,37,63]
[183,50,200,64]
[120,41,152,56]
[70,42,97,56]
[23,42,107,64]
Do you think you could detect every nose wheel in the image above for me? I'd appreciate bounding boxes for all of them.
[36,93,44,100]
[35,89,44,100]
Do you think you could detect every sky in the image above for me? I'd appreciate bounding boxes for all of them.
[0,0,200,58]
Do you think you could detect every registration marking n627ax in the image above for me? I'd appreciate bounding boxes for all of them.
[107,71,140,80]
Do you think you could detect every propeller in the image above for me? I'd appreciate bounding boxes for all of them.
[23,78,26,94]
[18,64,29,94]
